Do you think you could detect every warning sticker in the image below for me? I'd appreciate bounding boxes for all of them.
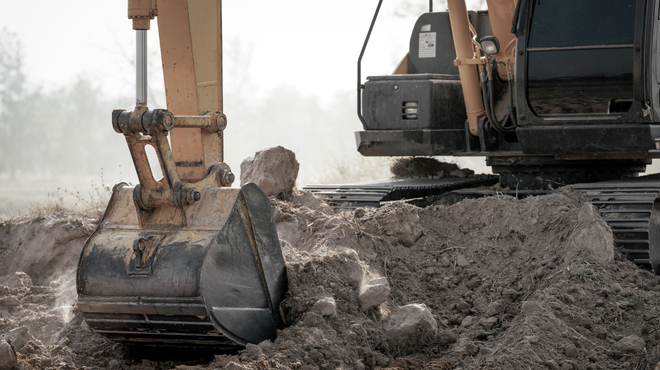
[419,32,436,58]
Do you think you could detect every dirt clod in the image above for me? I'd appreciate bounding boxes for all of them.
[565,344,579,359]
[612,335,646,357]
[358,277,391,311]
[521,301,543,316]
[311,297,336,316]
[383,303,437,352]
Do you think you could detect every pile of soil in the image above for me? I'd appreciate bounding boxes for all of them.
[390,158,474,179]
[2,188,660,369]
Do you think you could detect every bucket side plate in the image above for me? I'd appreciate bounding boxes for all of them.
[201,183,287,346]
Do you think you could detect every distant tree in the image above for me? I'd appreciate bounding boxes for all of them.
[223,37,255,113]
[0,29,30,178]
[0,29,133,180]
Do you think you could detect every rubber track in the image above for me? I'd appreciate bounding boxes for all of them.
[570,176,660,272]
[304,176,498,209]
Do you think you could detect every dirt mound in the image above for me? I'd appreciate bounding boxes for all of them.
[2,189,660,369]
[0,211,97,285]
[390,157,474,179]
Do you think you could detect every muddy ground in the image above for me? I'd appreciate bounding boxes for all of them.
[2,188,660,369]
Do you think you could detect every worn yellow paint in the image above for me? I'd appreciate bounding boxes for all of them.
[486,0,517,80]
[158,0,206,182]
[188,0,224,171]
[188,0,222,113]
[447,0,486,136]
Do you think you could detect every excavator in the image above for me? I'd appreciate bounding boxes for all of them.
[77,0,660,351]
[308,0,660,274]
[76,0,286,350]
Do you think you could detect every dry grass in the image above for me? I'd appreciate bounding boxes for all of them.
[1,178,112,222]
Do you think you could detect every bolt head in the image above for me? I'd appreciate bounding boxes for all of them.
[162,112,174,131]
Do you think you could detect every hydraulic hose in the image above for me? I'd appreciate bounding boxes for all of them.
[481,71,505,132]
[480,63,517,133]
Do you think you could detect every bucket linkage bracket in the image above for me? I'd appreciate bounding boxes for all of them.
[112,107,234,224]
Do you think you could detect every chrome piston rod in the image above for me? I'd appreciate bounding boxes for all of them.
[136,30,148,106]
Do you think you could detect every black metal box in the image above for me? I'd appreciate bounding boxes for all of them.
[361,74,467,131]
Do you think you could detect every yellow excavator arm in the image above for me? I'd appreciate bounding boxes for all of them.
[129,0,224,183]
[76,0,288,349]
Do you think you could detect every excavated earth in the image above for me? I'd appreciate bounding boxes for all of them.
[2,188,660,369]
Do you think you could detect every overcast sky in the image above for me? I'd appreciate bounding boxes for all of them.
[0,1,429,101]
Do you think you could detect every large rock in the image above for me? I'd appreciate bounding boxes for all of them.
[566,203,615,263]
[358,277,390,311]
[0,339,17,370]
[240,146,299,198]
[383,304,438,351]
[312,296,336,316]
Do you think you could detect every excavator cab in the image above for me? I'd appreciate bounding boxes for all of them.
[356,0,660,188]
[76,0,287,349]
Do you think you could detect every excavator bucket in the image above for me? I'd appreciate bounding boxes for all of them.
[77,182,287,349]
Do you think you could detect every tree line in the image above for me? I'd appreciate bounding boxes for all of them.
[0,29,134,180]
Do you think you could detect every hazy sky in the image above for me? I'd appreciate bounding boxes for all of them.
[0,1,491,99]
[0,1,427,101]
